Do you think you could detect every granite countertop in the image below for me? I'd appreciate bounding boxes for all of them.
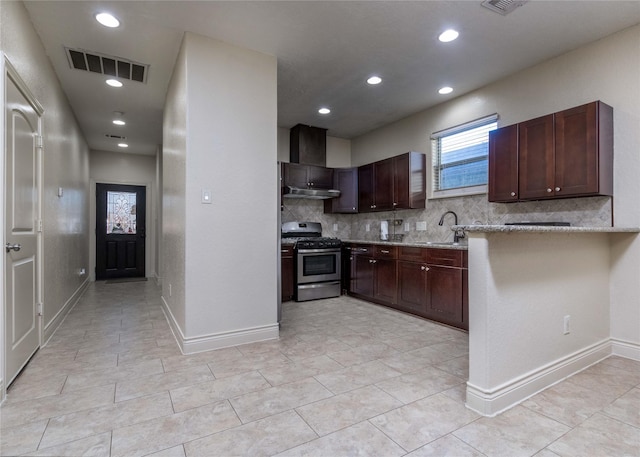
[454,225,640,234]
[343,239,468,250]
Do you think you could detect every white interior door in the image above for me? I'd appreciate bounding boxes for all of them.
[4,68,42,386]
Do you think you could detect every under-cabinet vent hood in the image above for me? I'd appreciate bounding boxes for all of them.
[283,186,340,200]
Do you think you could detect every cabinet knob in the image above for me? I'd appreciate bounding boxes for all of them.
[393,202,397,206]
[372,259,377,264]
[555,187,561,192]
[546,188,553,193]
[350,256,353,260]
[421,265,429,271]
[510,192,516,197]
[352,207,356,210]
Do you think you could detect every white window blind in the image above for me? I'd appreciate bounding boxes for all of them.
[432,114,498,192]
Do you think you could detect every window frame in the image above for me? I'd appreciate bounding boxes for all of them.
[429,114,498,200]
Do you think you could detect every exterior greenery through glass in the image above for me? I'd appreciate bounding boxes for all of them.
[433,119,497,191]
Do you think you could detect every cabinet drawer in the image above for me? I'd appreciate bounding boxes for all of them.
[374,245,397,259]
[398,246,427,262]
[348,244,373,256]
[426,248,463,267]
[281,245,294,257]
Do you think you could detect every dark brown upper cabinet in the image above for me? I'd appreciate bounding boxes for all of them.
[358,152,426,213]
[324,167,358,213]
[488,124,519,202]
[283,162,334,189]
[488,101,613,203]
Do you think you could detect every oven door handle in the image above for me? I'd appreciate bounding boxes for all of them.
[296,248,342,254]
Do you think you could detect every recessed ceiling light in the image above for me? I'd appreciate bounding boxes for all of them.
[438,86,454,95]
[95,13,120,28]
[106,79,123,88]
[367,76,382,85]
[117,143,128,148]
[318,107,331,114]
[112,119,126,126]
[438,29,459,43]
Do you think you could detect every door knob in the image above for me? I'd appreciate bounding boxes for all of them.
[5,243,21,253]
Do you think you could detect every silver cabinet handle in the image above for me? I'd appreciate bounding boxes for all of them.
[421,265,430,271]
[5,243,21,253]
[380,249,390,254]
[547,188,553,193]
[555,187,561,192]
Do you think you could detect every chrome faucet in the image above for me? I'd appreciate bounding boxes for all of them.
[438,211,465,243]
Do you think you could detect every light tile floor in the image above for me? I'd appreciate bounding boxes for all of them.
[1,281,639,456]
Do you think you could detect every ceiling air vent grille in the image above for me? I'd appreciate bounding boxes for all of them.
[481,0,528,15]
[65,47,148,83]
[105,134,126,140]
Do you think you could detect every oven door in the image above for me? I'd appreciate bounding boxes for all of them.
[296,248,341,284]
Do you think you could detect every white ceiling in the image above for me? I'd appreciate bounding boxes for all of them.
[23,1,640,156]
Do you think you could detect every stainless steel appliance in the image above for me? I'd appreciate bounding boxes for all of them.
[281,222,341,302]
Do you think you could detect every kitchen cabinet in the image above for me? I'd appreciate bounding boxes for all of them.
[358,152,426,213]
[281,244,294,302]
[283,162,334,189]
[348,243,468,330]
[348,244,398,306]
[324,167,358,213]
[488,124,519,202]
[488,101,613,203]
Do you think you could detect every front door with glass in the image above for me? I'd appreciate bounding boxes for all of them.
[95,183,146,280]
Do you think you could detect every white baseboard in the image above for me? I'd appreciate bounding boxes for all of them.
[466,339,611,417]
[160,296,279,355]
[43,278,90,344]
[610,338,640,361]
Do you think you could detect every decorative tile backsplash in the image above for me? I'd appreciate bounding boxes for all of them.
[282,194,612,243]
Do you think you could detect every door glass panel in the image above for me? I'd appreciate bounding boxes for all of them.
[106,191,136,234]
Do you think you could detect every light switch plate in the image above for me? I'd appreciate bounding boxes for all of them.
[201,189,212,204]
[365,224,370,232]
[404,222,410,232]
[333,223,338,231]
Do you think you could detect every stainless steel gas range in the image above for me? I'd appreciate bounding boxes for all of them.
[281,222,341,302]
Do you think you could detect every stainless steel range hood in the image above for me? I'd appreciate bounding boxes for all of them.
[283,186,340,200]
[284,124,340,200]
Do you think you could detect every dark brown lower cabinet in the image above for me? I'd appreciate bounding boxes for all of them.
[397,260,429,315]
[348,243,468,330]
[281,245,294,302]
[426,266,464,327]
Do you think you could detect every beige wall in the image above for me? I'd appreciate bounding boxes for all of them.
[89,150,158,281]
[0,0,90,389]
[163,33,279,352]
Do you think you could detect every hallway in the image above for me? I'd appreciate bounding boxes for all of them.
[1,281,639,456]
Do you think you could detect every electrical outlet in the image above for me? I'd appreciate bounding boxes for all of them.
[563,315,571,334]
[404,222,410,232]
[365,224,370,232]
[333,223,338,231]
[169,284,172,297]
[416,221,427,231]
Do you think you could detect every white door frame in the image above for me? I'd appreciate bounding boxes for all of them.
[1,57,44,400]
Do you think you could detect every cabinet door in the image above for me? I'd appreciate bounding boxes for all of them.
[325,167,358,213]
[397,261,428,315]
[283,163,309,188]
[373,258,397,305]
[393,152,426,210]
[426,266,463,326]
[281,246,294,302]
[307,165,334,189]
[488,124,519,202]
[374,158,394,211]
[519,114,555,200]
[352,255,374,297]
[554,102,599,197]
[358,164,375,213]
